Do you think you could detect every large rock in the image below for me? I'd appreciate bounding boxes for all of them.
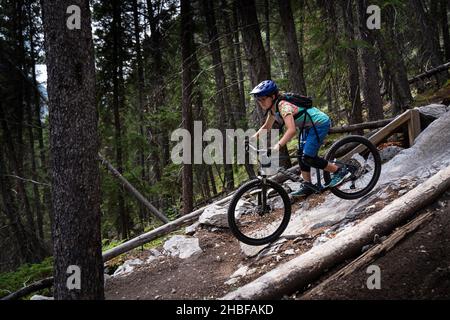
[199,201,244,228]
[416,104,449,120]
[268,196,284,209]
[163,235,202,259]
[199,203,229,227]
[379,146,404,163]
[235,200,254,216]
[113,258,143,277]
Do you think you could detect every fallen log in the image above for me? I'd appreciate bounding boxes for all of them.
[408,62,450,84]
[301,209,436,299]
[1,277,53,301]
[221,165,450,300]
[329,118,393,134]
[98,153,169,224]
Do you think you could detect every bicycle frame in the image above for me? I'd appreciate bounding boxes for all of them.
[245,138,326,193]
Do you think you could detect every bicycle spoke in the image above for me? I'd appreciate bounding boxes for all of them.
[324,136,381,199]
[228,179,291,245]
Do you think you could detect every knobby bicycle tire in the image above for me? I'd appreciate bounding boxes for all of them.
[227,178,291,246]
[323,135,381,200]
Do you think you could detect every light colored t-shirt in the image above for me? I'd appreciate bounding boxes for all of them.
[274,100,330,128]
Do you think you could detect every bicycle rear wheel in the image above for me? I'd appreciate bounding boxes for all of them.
[323,135,381,200]
[227,178,291,246]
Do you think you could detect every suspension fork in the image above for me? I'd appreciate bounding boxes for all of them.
[257,176,268,214]
[261,177,267,212]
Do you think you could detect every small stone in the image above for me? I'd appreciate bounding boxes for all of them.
[284,249,295,255]
[171,289,177,294]
[373,234,380,244]
[185,221,200,235]
[225,277,239,285]
[230,265,249,278]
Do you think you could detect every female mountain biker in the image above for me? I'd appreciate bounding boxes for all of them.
[250,79,351,197]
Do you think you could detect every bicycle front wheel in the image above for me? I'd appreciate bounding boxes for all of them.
[227,178,291,246]
[323,135,381,200]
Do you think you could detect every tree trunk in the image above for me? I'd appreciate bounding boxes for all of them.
[0,127,34,263]
[41,0,104,299]
[146,0,165,185]
[440,0,450,62]
[25,84,44,240]
[191,44,212,200]
[374,4,412,115]
[277,0,307,95]
[201,0,234,192]
[27,1,53,231]
[230,0,256,178]
[112,0,129,239]
[232,2,247,122]
[132,0,148,229]
[264,0,270,69]
[208,165,218,196]
[339,0,363,130]
[0,95,41,257]
[409,0,447,85]
[317,0,337,117]
[220,0,244,129]
[356,0,384,121]
[181,0,194,215]
[235,0,270,126]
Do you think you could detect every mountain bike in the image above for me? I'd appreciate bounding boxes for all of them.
[227,135,382,246]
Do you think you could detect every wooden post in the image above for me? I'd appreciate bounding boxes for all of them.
[328,118,394,134]
[408,109,421,147]
[342,110,412,161]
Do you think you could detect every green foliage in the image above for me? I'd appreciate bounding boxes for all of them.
[102,239,125,252]
[0,257,53,299]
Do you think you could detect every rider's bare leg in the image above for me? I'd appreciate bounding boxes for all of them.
[301,171,311,183]
[302,162,338,182]
[324,162,339,173]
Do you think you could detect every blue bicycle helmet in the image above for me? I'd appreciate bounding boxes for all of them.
[250,80,278,97]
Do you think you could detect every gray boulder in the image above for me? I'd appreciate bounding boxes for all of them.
[163,235,202,259]
[185,221,201,235]
[113,258,143,277]
[379,146,404,163]
[30,295,54,300]
[199,201,244,228]
[416,104,449,120]
[199,203,229,228]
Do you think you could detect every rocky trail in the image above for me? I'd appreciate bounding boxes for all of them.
[102,104,450,300]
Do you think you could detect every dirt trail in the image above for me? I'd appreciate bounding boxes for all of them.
[104,200,319,300]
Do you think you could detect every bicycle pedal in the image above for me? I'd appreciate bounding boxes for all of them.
[304,182,320,193]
